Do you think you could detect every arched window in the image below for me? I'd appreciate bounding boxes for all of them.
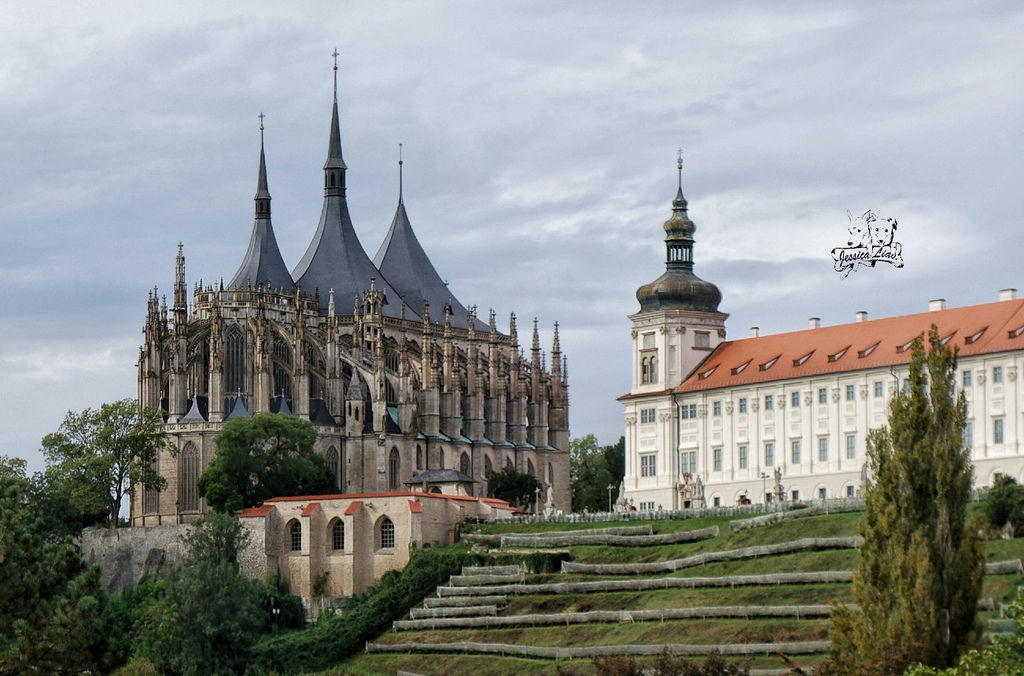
[288,520,302,552]
[416,444,423,470]
[378,516,395,549]
[272,336,292,401]
[527,459,536,478]
[505,455,513,469]
[143,457,160,514]
[178,442,199,512]
[484,454,493,477]
[641,357,650,384]
[225,326,246,395]
[326,446,340,489]
[388,447,401,490]
[649,355,658,383]
[460,452,470,476]
[330,519,344,551]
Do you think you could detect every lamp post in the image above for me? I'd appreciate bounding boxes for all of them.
[534,485,541,514]
[607,484,614,513]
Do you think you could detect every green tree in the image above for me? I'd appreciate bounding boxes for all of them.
[570,434,624,512]
[825,326,985,674]
[983,474,1024,534]
[136,513,267,675]
[486,464,542,511]
[197,412,335,513]
[41,398,167,528]
[0,473,109,674]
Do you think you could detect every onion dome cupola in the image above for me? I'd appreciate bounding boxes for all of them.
[373,149,487,330]
[227,115,295,291]
[291,53,413,319]
[635,154,722,313]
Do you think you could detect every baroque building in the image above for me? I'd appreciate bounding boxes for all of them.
[622,159,1024,511]
[132,68,570,525]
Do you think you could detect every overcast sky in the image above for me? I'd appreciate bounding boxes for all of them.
[3,1,1023,473]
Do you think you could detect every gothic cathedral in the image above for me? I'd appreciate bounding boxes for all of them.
[132,67,570,524]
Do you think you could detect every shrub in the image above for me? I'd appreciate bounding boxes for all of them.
[983,475,1024,533]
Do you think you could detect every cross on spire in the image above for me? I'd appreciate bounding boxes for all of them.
[258,112,265,144]
[332,48,339,98]
[677,147,683,189]
[398,142,404,201]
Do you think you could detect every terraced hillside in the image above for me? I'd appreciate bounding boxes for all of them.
[338,506,1024,676]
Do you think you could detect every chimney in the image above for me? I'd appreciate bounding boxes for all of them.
[809,317,820,329]
[855,311,867,323]
[1000,288,1017,301]
[749,327,759,338]
[928,299,946,312]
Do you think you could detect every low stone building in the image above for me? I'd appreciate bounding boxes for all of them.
[238,491,514,598]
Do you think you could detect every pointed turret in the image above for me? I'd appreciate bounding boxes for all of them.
[292,56,410,317]
[635,152,721,313]
[373,150,484,329]
[227,116,295,291]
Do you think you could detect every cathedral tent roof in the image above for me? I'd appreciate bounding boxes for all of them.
[291,82,412,319]
[373,194,485,330]
[227,138,294,291]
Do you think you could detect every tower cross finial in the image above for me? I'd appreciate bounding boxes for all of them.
[398,142,404,200]
[258,111,265,144]
[332,48,339,98]
[677,147,683,189]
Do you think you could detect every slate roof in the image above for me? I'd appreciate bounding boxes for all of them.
[291,96,412,318]
[373,196,485,330]
[674,297,1024,394]
[227,142,294,291]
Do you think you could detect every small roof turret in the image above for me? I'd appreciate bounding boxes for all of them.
[227,115,295,291]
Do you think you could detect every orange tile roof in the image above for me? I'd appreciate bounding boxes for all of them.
[675,298,1024,394]
[238,503,274,518]
[264,490,510,506]
[300,502,319,517]
[344,501,362,515]
[408,499,422,513]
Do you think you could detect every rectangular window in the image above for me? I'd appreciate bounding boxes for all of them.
[874,381,883,397]
[845,384,855,401]
[764,394,774,410]
[695,332,710,348]
[713,448,722,472]
[819,487,827,500]
[713,401,722,416]
[792,489,800,502]
[818,388,828,404]
[713,496,721,507]
[639,501,655,511]
[791,391,801,408]
[680,451,697,475]
[994,418,1004,445]
[640,408,656,424]
[640,454,657,477]
[739,445,748,469]
[962,370,972,387]
[738,398,747,413]
[681,403,697,419]
[846,485,855,498]
[791,439,801,464]
[993,366,1003,383]
[846,434,856,459]
[964,422,973,450]
[903,379,911,396]
[764,442,774,467]
[642,333,655,348]
[818,437,828,462]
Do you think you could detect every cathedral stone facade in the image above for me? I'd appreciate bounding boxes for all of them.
[131,73,570,525]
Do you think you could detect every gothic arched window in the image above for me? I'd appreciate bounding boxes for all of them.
[225,326,246,395]
[416,444,423,470]
[325,446,339,489]
[388,447,401,490]
[378,516,395,549]
[288,520,301,552]
[178,442,199,512]
[460,452,470,477]
[143,457,160,515]
[330,519,344,551]
[484,454,493,477]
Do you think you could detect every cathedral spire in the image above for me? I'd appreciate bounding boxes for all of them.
[227,114,294,291]
[324,48,347,197]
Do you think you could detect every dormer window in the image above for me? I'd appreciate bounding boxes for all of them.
[1009,324,1024,339]
[731,359,752,375]
[858,341,880,359]
[896,338,915,354]
[792,350,814,367]
[759,355,780,371]
[939,331,957,346]
[698,365,718,380]
[965,327,988,344]
[828,346,850,363]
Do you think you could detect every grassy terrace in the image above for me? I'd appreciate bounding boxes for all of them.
[336,507,1024,676]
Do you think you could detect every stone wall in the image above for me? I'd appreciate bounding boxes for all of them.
[80,524,190,593]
